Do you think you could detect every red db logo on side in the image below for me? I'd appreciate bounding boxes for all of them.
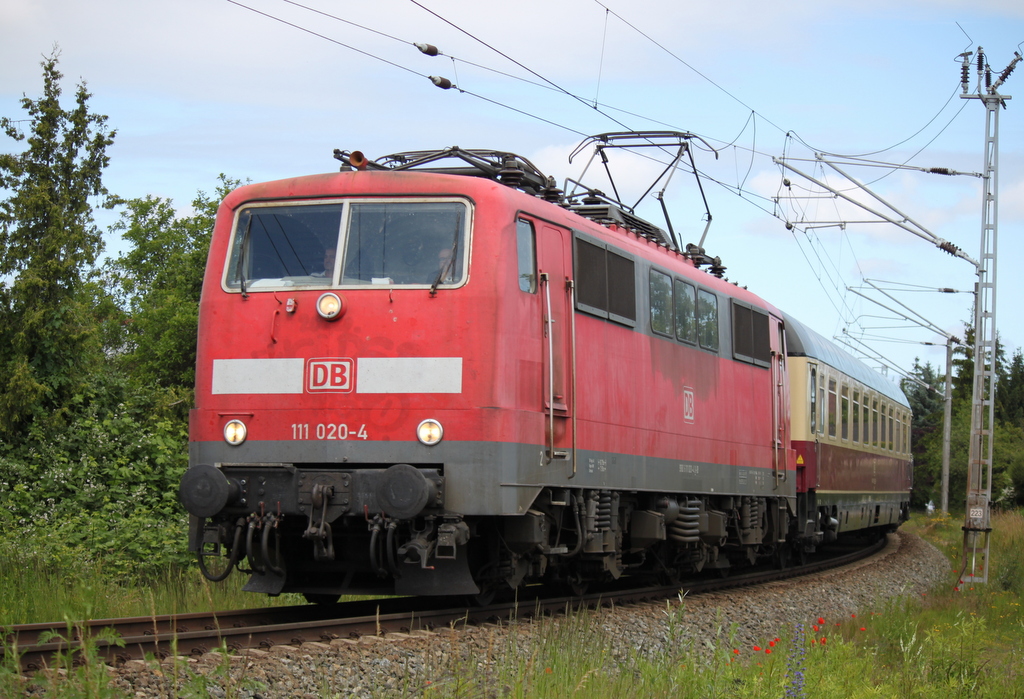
[306,358,354,393]
[683,387,695,423]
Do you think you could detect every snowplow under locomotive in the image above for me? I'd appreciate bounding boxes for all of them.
[179,139,912,602]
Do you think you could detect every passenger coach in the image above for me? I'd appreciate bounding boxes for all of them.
[783,312,912,542]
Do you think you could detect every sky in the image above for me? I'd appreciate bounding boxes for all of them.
[2,0,1023,388]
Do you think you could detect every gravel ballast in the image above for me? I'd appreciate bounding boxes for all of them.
[26,532,950,697]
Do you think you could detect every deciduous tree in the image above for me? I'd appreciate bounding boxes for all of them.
[104,176,240,400]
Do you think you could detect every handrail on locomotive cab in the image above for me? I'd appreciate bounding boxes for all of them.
[541,272,555,463]
[771,349,785,488]
[568,278,578,479]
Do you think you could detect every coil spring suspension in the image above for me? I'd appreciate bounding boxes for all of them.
[668,499,701,543]
[596,491,613,531]
[741,497,761,531]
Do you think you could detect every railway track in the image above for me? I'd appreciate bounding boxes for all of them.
[2,534,891,673]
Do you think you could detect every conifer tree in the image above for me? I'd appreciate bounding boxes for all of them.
[0,49,116,437]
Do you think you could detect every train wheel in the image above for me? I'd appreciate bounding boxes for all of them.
[463,587,497,607]
[567,576,590,597]
[303,593,341,605]
[657,568,682,587]
[774,545,791,570]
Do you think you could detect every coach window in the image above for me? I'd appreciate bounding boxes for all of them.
[840,385,850,441]
[809,364,818,434]
[697,289,719,352]
[852,390,861,443]
[827,378,838,439]
[516,219,536,292]
[888,405,895,451]
[818,374,826,435]
[674,280,697,344]
[861,397,870,445]
[896,410,903,453]
[872,399,880,448]
[574,235,636,326]
[649,269,673,336]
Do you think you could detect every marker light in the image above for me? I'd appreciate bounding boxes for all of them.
[224,419,247,446]
[416,419,444,446]
[316,292,345,320]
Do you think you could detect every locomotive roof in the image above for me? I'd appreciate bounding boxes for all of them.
[781,312,909,408]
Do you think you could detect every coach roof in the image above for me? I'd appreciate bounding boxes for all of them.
[781,311,910,408]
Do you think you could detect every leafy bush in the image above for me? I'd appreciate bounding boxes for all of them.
[0,377,191,582]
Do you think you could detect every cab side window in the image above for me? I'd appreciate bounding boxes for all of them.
[516,219,536,293]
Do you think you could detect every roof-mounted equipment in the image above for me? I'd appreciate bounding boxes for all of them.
[333,146,554,197]
[566,131,718,254]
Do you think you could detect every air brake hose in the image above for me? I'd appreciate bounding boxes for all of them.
[197,518,245,582]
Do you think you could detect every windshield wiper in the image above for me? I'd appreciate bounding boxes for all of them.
[430,215,461,296]
[239,216,252,298]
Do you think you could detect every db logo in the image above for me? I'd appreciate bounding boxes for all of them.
[682,387,695,423]
[306,358,354,393]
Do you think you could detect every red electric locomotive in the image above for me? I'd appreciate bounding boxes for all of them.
[179,136,911,602]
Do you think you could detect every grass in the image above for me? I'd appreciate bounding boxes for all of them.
[0,542,305,627]
[4,511,1024,697]
[402,511,1024,698]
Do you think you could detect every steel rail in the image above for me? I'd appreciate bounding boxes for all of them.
[3,534,893,673]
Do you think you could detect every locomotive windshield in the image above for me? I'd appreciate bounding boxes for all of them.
[224,199,469,290]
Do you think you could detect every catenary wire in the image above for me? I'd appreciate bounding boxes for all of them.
[225,0,588,138]
[226,0,958,370]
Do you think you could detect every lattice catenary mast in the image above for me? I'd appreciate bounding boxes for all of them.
[958,46,1021,586]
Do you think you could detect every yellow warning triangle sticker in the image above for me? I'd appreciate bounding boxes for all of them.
[796,454,804,465]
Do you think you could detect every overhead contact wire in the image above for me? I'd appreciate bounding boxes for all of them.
[226,0,423,78]
[406,0,634,131]
[226,0,586,137]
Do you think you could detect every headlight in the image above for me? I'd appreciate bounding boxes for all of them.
[316,292,345,320]
[224,419,247,446]
[416,419,443,446]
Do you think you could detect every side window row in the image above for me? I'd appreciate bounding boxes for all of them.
[518,223,729,356]
[649,268,718,351]
[808,363,910,455]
